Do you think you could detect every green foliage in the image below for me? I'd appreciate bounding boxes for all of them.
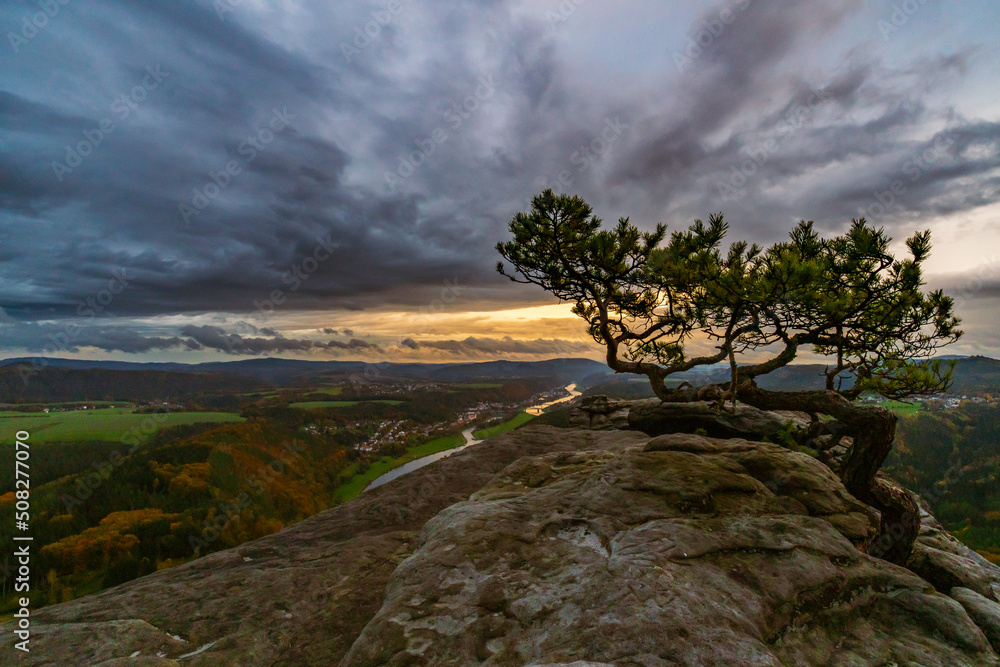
[0,419,352,612]
[0,408,243,443]
[498,190,961,402]
[333,433,467,503]
[885,403,1000,558]
[472,412,535,440]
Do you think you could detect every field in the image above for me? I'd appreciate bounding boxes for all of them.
[879,400,923,417]
[0,408,244,443]
[472,412,535,439]
[289,400,403,409]
[334,432,466,502]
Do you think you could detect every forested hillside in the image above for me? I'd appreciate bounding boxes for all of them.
[0,416,351,608]
[886,402,1000,564]
[0,365,264,403]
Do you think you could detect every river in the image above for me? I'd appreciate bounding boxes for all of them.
[363,383,582,492]
[525,383,581,415]
[364,426,483,492]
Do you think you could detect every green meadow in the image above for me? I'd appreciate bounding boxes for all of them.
[472,412,535,440]
[334,432,466,502]
[881,400,923,417]
[0,408,244,443]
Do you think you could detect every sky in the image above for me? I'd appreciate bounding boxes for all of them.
[1,0,998,364]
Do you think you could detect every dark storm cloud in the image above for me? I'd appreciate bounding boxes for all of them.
[179,325,313,354]
[0,313,388,355]
[178,325,379,354]
[0,318,193,354]
[0,0,497,321]
[315,338,379,350]
[1,0,998,354]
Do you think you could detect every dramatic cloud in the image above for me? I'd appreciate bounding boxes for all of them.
[1,0,998,360]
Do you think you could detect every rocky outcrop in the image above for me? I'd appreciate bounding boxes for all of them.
[573,396,812,442]
[951,587,1000,652]
[568,396,631,430]
[0,428,648,666]
[629,398,812,440]
[342,432,997,666]
[909,498,1000,603]
[5,422,1000,666]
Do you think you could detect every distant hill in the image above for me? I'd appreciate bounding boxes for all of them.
[949,355,1000,395]
[0,356,611,388]
[0,365,265,403]
[4,355,993,402]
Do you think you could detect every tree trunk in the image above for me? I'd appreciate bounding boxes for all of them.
[836,407,919,564]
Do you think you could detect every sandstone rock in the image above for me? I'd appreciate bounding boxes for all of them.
[951,587,1000,652]
[569,395,631,430]
[627,399,805,441]
[342,434,997,666]
[0,427,646,666]
[908,499,1000,602]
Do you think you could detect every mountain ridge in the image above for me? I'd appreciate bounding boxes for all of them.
[0,356,613,386]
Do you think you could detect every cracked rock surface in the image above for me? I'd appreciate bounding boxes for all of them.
[342,432,998,666]
[0,427,647,666]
